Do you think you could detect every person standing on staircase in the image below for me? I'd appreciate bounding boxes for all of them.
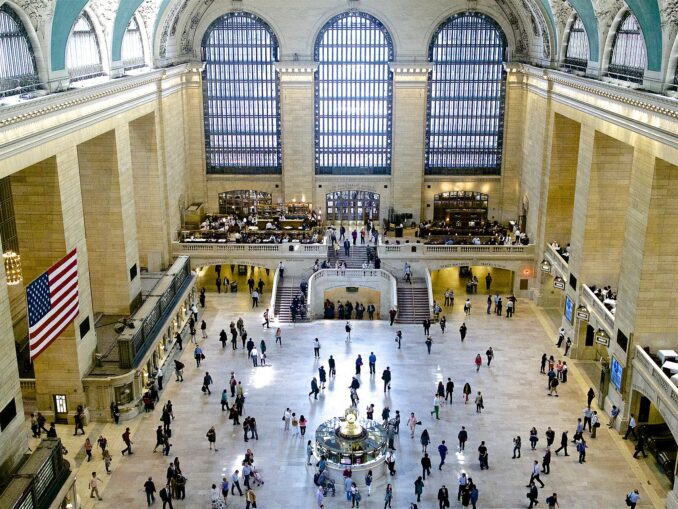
[278,261,285,279]
[344,239,351,257]
[340,225,346,241]
[352,229,358,245]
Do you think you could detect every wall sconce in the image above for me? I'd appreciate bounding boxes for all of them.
[553,276,565,290]
[3,251,22,285]
[540,259,551,273]
[595,329,610,346]
[576,306,590,321]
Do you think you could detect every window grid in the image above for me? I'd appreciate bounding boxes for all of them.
[66,13,104,81]
[122,17,145,71]
[314,12,394,175]
[563,16,589,73]
[607,12,647,84]
[0,5,39,97]
[201,12,282,175]
[425,13,506,175]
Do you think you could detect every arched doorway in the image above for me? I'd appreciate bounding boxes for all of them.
[325,191,380,223]
[218,190,273,216]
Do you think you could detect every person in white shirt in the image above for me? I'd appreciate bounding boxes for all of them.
[89,472,103,500]
[624,414,637,440]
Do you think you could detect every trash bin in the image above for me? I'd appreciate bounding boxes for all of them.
[230,281,238,293]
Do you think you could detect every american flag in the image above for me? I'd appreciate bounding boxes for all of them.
[26,249,79,361]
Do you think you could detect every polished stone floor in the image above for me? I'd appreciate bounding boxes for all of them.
[34,279,668,509]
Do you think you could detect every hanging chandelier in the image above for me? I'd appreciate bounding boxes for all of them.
[3,251,22,285]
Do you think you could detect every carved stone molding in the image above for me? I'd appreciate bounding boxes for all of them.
[89,0,116,39]
[12,0,53,32]
[550,0,574,29]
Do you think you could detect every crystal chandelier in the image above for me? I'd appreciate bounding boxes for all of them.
[3,251,22,285]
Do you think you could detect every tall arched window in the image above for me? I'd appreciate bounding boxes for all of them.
[425,13,506,175]
[201,13,281,174]
[66,13,103,81]
[314,12,394,175]
[607,11,647,84]
[122,17,145,71]
[0,4,39,97]
[563,15,589,73]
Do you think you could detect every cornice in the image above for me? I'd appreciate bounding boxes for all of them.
[508,63,678,119]
[0,65,192,129]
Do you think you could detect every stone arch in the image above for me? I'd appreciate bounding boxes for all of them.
[628,378,678,442]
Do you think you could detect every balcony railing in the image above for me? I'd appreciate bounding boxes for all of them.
[633,345,678,409]
[544,244,568,279]
[378,243,534,258]
[581,284,615,335]
[172,241,327,259]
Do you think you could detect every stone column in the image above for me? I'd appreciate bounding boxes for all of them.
[77,129,141,314]
[390,62,431,224]
[129,114,170,271]
[0,232,28,477]
[277,62,317,206]
[11,150,96,419]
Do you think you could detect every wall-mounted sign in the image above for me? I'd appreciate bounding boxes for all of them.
[540,259,551,273]
[611,356,623,391]
[576,306,590,321]
[553,277,565,290]
[595,329,610,347]
[564,296,574,324]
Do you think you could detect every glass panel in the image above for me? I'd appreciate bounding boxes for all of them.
[0,5,39,97]
[607,12,647,84]
[563,16,589,72]
[201,13,282,174]
[122,16,145,71]
[314,12,394,175]
[66,13,104,81]
[324,190,380,222]
[425,13,506,175]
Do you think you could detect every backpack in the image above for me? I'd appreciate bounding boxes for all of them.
[159,488,168,501]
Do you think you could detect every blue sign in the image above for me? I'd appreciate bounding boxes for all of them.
[564,296,574,324]
[611,357,623,391]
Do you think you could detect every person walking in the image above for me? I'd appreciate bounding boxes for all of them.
[369,352,377,375]
[262,309,270,329]
[383,483,392,508]
[89,472,103,500]
[478,441,489,470]
[414,476,425,502]
[527,460,545,488]
[590,411,599,438]
[408,412,418,438]
[512,436,522,458]
[206,426,218,452]
[159,483,173,509]
[201,319,207,339]
[425,335,433,354]
[555,431,568,456]
[587,387,595,408]
[577,438,587,463]
[529,427,539,450]
[446,378,454,403]
[202,372,213,395]
[608,405,620,428]
[144,477,156,506]
[463,382,472,403]
[121,427,133,455]
[464,298,471,316]
[457,472,468,501]
[313,338,321,359]
[438,485,450,509]
[84,437,93,461]
[527,481,539,509]
[624,414,638,440]
[345,321,352,342]
[328,355,336,378]
[486,347,494,366]
[459,322,467,342]
[440,316,447,333]
[309,377,320,400]
[633,435,648,459]
[421,429,431,454]
[275,327,282,346]
[475,392,484,413]
[626,490,641,509]
[421,452,432,479]
[319,366,327,390]
[431,395,441,420]
[355,355,363,375]
[230,470,243,496]
[458,426,468,452]
[542,448,551,474]
[474,354,482,372]
[382,367,391,393]
[438,440,448,470]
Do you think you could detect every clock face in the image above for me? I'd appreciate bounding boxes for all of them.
[346,414,356,424]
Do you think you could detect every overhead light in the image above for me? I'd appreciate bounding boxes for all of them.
[3,251,22,285]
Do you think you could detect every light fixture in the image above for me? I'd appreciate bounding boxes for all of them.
[540,259,551,273]
[3,251,22,285]
[576,306,589,321]
[594,329,610,346]
[553,276,565,290]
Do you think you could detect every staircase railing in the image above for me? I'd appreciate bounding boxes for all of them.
[270,266,280,317]
[424,267,433,319]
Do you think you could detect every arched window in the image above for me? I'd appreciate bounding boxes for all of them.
[122,17,145,71]
[607,11,647,84]
[563,15,589,73]
[66,13,103,81]
[314,12,394,175]
[201,13,281,174]
[0,4,39,97]
[425,13,506,175]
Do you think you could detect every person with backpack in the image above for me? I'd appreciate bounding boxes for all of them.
[345,321,352,342]
[626,489,640,508]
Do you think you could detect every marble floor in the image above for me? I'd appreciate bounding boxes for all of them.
[34,286,669,509]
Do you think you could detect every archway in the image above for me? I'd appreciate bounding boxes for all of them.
[430,265,515,306]
[325,190,380,223]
